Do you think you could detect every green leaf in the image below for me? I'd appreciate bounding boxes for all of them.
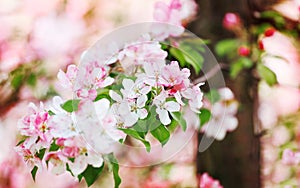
[179,43,204,74]
[119,128,151,152]
[49,142,60,152]
[257,64,277,86]
[95,89,110,102]
[169,47,186,67]
[11,73,24,90]
[199,108,212,126]
[170,112,187,131]
[260,11,285,28]
[106,153,121,188]
[239,57,253,68]
[16,139,25,146]
[61,99,80,112]
[31,166,38,181]
[78,164,104,187]
[205,89,221,104]
[150,124,170,146]
[27,73,37,87]
[215,39,239,57]
[36,148,46,160]
[48,110,55,116]
[230,60,244,78]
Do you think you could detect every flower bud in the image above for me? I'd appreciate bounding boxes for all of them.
[238,46,250,56]
[264,28,276,37]
[223,13,241,31]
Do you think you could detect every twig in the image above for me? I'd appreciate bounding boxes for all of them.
[193,63,228,84]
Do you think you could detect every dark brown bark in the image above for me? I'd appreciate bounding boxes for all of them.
[188,0,262,187]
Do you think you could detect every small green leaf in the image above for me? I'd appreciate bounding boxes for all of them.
[95,89,110,101]
[150,124,170,146]
[61,99,80,112]
[27,73,37,87]
[169,47,186,67]
[257,64,277,86]
[78,164,104,187]
[199,109,212,126]
[49,142,60,152]
[16,139,25,146]
[119,128,151,152]
[106,153,121,188]
[230,60,244,78]
[48,110,55,116]
[179,43,204,74]
[36,148,46,160]
[31,166,38,181]
[170,112,187,131]
[11,73,24,90]
[215,39,239,57]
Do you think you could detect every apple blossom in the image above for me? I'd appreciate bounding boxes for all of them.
[201,88,238,140]
[153,91,180,125]
[282,149,300,165]
[199,173,223,188]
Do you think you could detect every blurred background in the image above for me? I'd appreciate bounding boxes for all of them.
[0,0,299,187]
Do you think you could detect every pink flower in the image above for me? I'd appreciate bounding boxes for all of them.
[199,173,223,188]
[181,83,204,113]
[161,61,190,88]
[18,102,52,144]
[118,34,167,73]
[152,0,197,40]
[282,149,300,165]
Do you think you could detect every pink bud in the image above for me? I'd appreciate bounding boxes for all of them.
[223,13,241,30]
[238,46,250,56]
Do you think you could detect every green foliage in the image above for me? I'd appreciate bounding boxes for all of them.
[49,142,60,152]
[215,39,239,58]
[78,164,105,187]
[36,148,46,160]
[95,89,110,102]
[170,112,187,131]
[31,166,38,181]
[230,57,253,78]
[105,153,121,188]
[260,11,285,28]
[257,63,277,86]
[61,99,81,112]
[119,128,151,152]
[150,124,170,146]
[199,108,212,126]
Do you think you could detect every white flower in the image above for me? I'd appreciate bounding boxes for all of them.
[153,91,180,125]
[201,88,238,141]
[68,148,103,176]
[120,78,151,99]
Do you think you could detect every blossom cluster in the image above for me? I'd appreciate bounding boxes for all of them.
[15,23,205,187]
